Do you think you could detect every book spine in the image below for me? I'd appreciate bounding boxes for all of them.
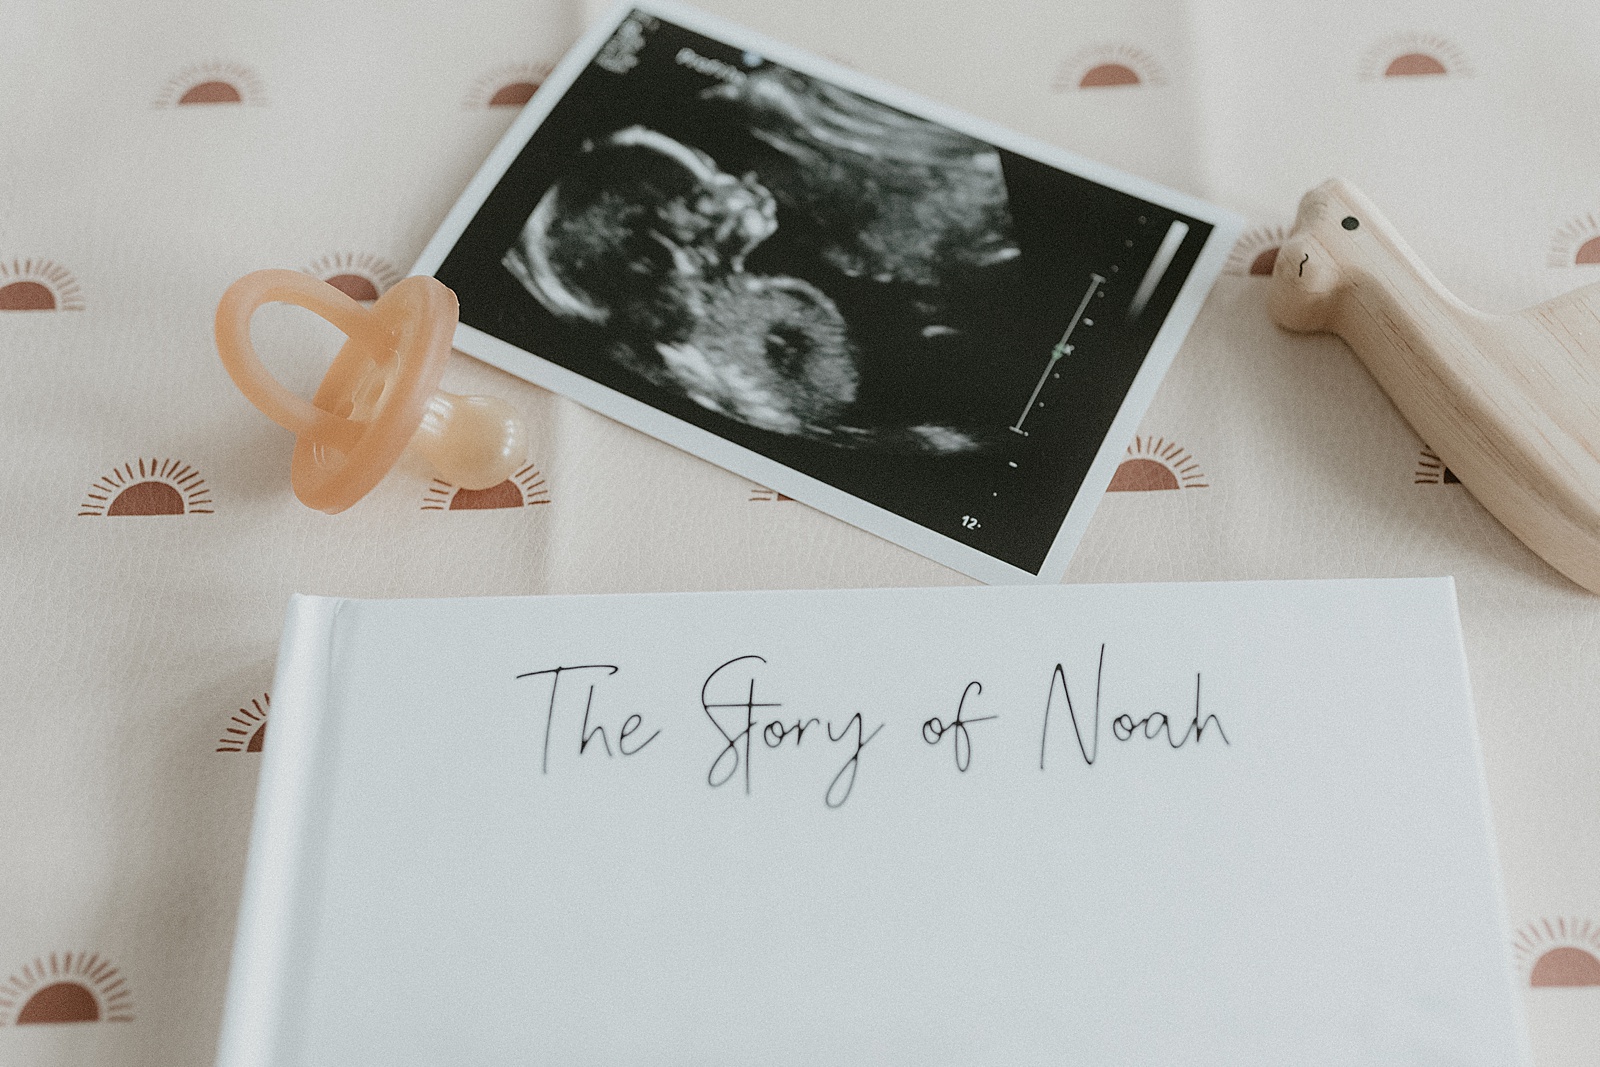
[214,594,345,1067]
[1440,578,1536,1067]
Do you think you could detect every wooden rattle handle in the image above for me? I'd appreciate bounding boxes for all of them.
[1270,179,1600,594]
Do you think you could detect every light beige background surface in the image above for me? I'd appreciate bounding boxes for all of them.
[2,0,1597,1063]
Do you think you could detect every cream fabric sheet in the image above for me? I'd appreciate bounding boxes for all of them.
[3,0,1597,1063]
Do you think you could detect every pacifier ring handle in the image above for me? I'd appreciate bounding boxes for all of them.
[216,269,375,446]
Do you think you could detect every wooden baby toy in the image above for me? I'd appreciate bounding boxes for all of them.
[1270,178,1600,594]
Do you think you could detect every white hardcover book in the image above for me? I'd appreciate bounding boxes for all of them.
[217,579,1528,1066]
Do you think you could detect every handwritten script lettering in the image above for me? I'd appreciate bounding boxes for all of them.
[922,681,997,772]
[1039,645,1228,770]
[701,656,884,808]
[516,664,658,773]
[1111,673,1226,748]
[823,713,884,808]
[514,646,1227,807]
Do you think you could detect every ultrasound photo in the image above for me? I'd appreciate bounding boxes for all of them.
[503,63,1019,455]
[425,4,1237,581]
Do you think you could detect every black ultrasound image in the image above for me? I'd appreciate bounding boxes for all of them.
[503,64,1019,454]
[436,10,1212,574]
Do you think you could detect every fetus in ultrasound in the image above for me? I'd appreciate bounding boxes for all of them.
[503,82,1021,453]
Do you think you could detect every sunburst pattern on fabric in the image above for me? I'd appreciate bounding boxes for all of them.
[1053,44,1169,91]
[154,61,266,107]
[0,953,133,1025]
[78,459,214,516]
[0,258,84,311]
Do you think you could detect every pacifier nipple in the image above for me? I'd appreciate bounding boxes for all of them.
[214,268,530,514]
[410,391,528,491]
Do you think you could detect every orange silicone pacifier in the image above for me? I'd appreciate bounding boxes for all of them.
[215,269,527,514]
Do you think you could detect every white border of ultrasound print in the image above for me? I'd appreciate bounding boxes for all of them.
[413,0,1242,585]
